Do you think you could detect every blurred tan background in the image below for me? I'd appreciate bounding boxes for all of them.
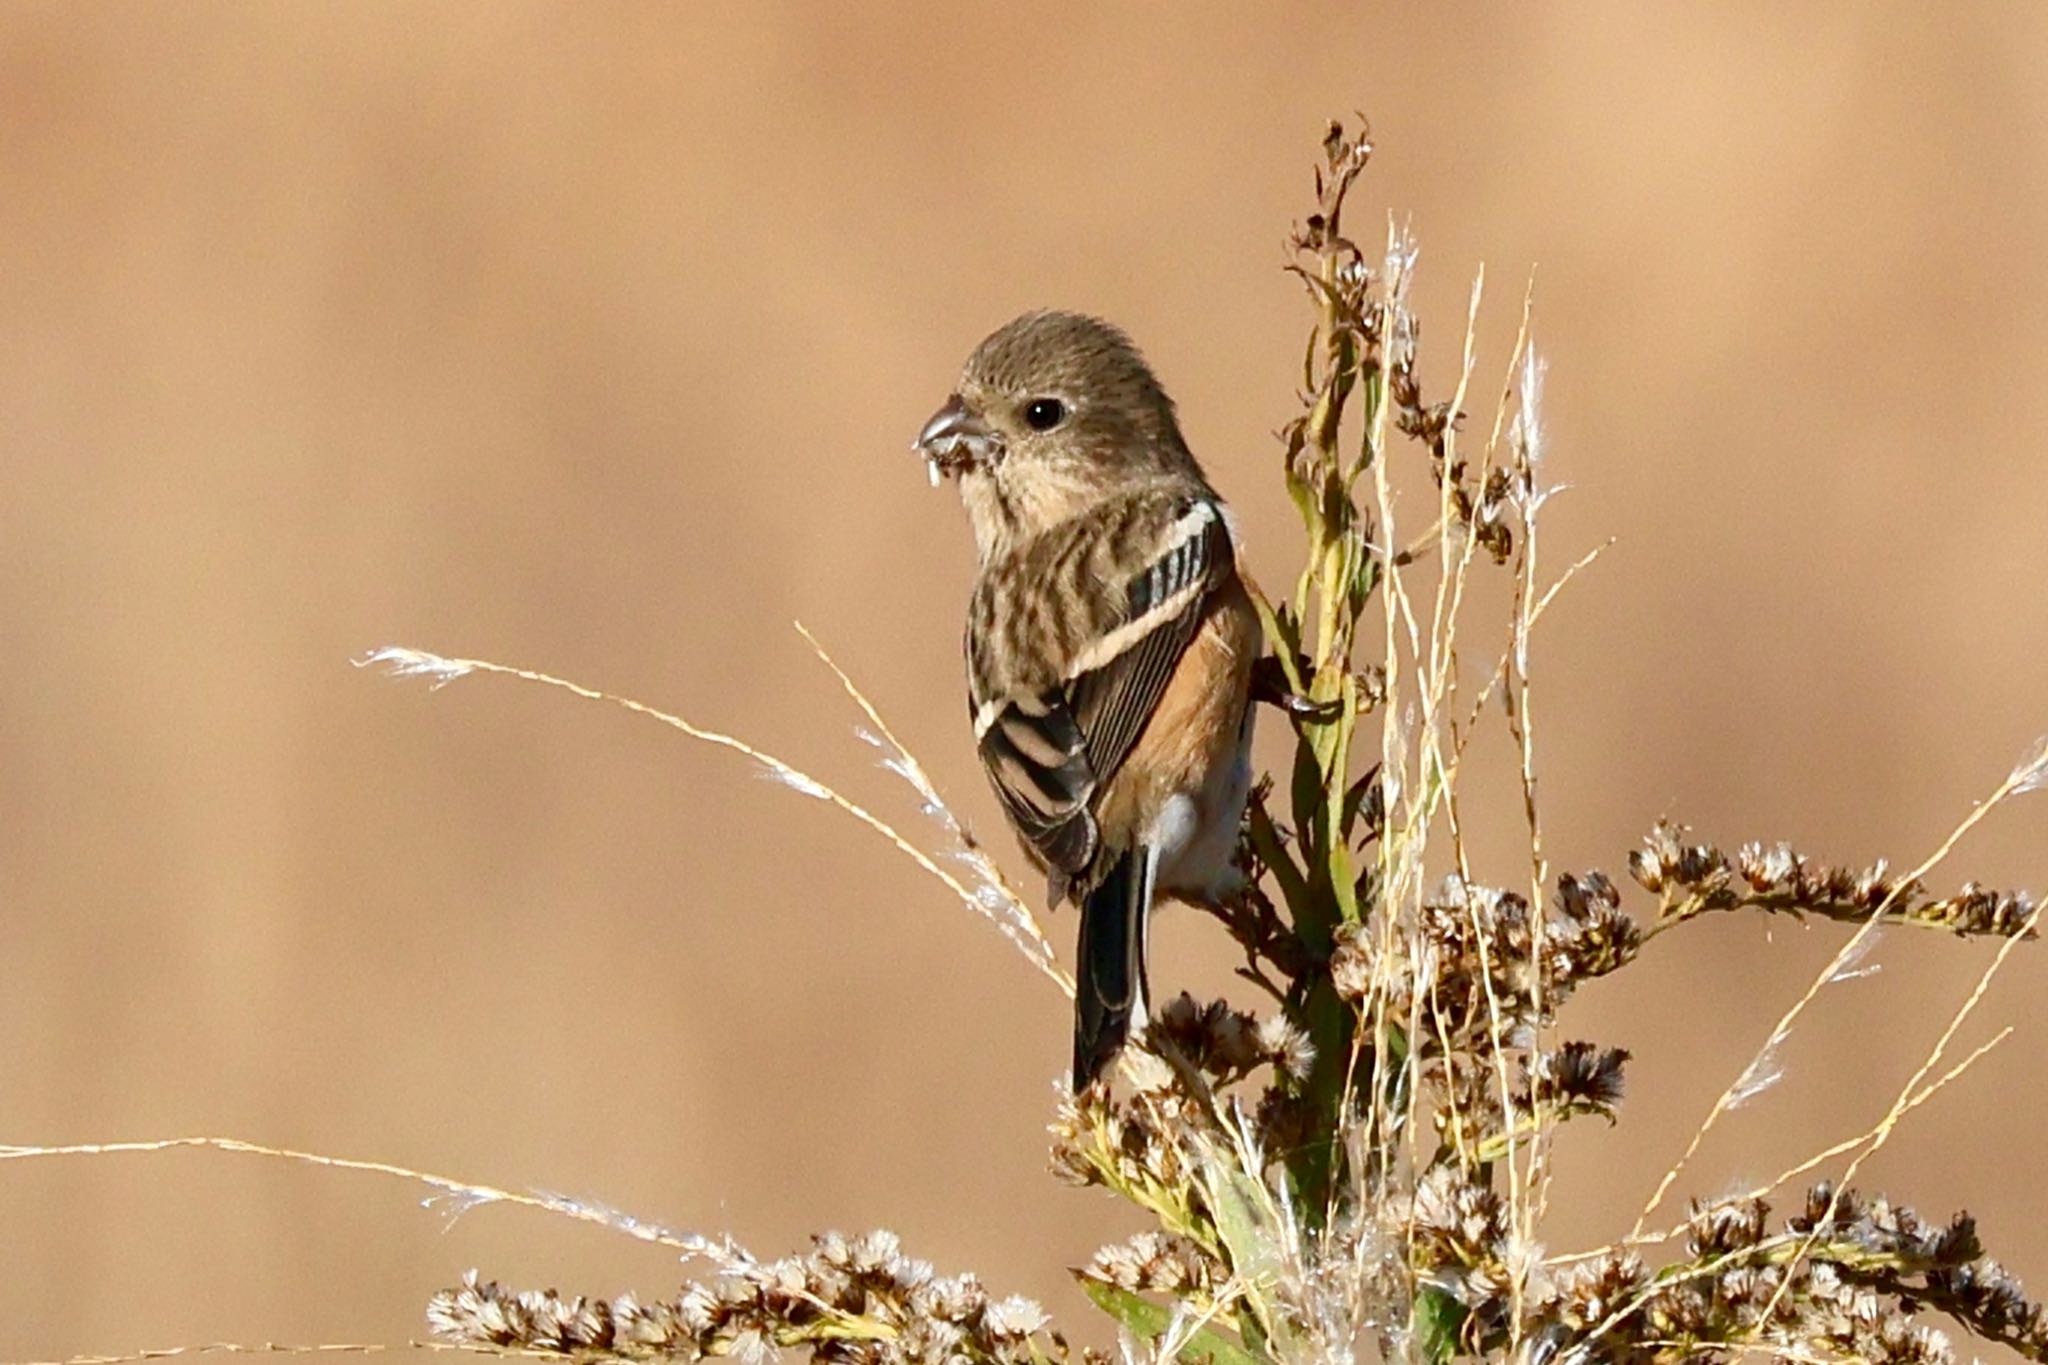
[5,3,2048,1357]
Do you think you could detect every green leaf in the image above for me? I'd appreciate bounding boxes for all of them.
[1285,461,1319,536]
[1328,839,1360,927]
[1242,581,1305,699]
[1349,536,1381,614]
[1289,741,1325,876]
[1281,978,1355,1221]
[1247,798,1310,924]
[1199,1155,1286,1342]
[1411,1285,1466,1365]
[1318,475,1352,542]
[1322,674,1359,925]
[1077,1282,1267,1365]
[1340,764,1382,840]
[1350,364,1387,487]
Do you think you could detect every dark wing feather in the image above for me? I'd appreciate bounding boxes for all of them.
[1066,505,1230,786]
[976,692,1099,873]
[970,497,1233,886]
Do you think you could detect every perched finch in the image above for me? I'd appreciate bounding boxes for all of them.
[914,311,1260,1089]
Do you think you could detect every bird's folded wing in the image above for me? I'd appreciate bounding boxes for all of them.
[971,496,1233,881]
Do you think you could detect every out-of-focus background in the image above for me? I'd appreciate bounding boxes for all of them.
[4,4,2047,1356]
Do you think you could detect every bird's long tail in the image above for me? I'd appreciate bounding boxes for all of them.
[1073,844,1155,1089]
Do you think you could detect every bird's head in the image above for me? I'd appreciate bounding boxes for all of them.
[915,311,1199,551]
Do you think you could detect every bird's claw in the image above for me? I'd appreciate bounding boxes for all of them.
[1250,655,1345,721]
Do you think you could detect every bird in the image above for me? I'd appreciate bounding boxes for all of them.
[913,310,1260,1090]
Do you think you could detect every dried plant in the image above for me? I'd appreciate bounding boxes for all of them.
[428,1233,1069,1365]
[395,119,2048,1365]
[20,119,2048,1365]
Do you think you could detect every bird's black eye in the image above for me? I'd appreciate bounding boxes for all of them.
[1023,397,1066,431]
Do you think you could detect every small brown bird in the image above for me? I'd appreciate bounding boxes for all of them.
[914,311,1260,1088]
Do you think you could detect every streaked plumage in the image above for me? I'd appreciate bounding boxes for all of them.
[915,311,1259,1088]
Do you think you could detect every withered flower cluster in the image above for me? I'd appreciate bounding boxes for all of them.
[1630,820,2038,938]
[1081,1231,1223,1299]
[1795,1184,2048,1360]
[1330,870,1643,1037]
[1149,991,1320,1084]
[1518,1185,2048,1365]
[428,1231,1077,1365]
[1045,992,1320,1260]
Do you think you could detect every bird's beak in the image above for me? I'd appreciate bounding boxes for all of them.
[914,394,1000,486]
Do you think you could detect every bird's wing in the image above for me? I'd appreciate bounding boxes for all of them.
[969,495,1233,882]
